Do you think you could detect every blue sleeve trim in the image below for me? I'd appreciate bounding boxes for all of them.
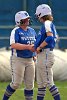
[45,36,53,44]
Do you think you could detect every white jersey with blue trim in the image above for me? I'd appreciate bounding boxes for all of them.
[34,20,57,49]
[10,26,36,58]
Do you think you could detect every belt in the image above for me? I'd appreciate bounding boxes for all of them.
[49,48,53,51]
[40,48,53,52]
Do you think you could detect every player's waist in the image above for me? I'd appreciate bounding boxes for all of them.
[11,55,34,62]
[40,48,53,52]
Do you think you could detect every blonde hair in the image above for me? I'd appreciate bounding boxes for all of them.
[41,15,53,21]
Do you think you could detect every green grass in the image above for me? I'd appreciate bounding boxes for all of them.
[0,81,67,100]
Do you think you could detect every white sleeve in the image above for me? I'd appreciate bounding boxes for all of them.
[44,20,52,33]
[10,29,15,45]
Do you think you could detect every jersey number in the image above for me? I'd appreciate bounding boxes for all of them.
[27,41,34,44]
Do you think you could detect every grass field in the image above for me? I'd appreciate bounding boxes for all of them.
[0,81,67,100]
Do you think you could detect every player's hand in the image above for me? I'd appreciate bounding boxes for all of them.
[28,44,35,52]
[36,47,41,54]
[33,56,37,62]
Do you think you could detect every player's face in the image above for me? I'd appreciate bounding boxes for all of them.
[35,15,44,23]
[49,15,53,21]
[38,17,44,23]
[23,18,30,26]
[35,14,44,23]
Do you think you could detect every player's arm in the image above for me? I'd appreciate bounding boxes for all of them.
[11,43,33,50]
[39,32,53,48]
[10,29,33,51]
[36,21,54,53]
[36,32,53,53]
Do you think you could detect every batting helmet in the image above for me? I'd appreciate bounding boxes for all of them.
[15,11,30,25]
[35,4,52,19]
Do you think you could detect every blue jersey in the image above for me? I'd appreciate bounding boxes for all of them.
[10,26,36,58]
[34,20,57,49]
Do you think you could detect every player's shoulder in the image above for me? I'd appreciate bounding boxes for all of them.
[44,20,54,29]
[11,26,20,34]
[28,26,35,31]
[28,27,36,34]
[11,26,19,32]
[45,20,52,26]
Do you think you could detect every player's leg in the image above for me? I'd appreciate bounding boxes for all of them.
[36,70,47,100]
[37,87,46,100]
[2,84,15,100]
[47,68,61,100]
[49,84,61,100]
[24,58,35,100]
[46,50,61,100]
[3,56,25,100]
[36,49,55,100]
[36,52,47,100]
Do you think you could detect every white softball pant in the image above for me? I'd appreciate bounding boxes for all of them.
[36,48,55,88]
[10,55,35,90]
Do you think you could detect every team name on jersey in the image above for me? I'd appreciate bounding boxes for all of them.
[21,36,35,41]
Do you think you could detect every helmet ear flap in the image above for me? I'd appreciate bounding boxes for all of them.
[20,20,24,25]
[35,13,41,19]
[38,13,41,17]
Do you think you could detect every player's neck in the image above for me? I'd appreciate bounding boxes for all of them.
[20,26,28,31]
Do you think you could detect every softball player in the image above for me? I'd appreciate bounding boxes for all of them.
[34,4,61,100]
[3,11,36,100]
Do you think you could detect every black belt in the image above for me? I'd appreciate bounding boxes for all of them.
[50,48,53,51]
[40,48,53,52]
